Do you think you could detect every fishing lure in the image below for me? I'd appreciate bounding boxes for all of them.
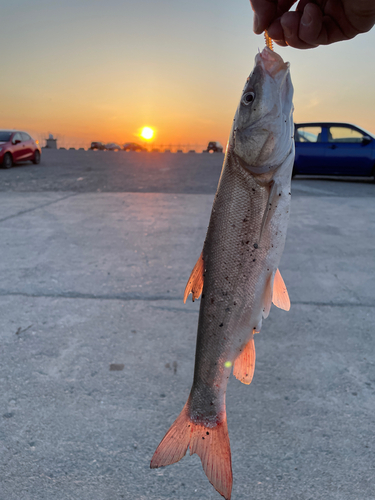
[264,30,274,50]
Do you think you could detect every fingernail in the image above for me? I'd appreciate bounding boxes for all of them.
[301,9,312,26]
[253,13,259,33]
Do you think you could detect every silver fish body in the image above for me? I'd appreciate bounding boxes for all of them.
[151,47,294,500]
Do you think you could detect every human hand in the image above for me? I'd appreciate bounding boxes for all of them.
[250,0,375,49]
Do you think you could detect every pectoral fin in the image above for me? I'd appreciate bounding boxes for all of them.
[259,180,279,245]
[272,269,290,311]
[262,274,273,319]
[183,252,204,303]
[263,268,290,318]
[233,338,256,385]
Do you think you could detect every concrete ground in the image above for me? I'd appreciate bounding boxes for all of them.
[0,150,374,500]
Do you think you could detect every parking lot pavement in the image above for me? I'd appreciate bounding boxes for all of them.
[0,153,375,500]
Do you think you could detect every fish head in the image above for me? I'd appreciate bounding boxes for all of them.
[229,47,294,175]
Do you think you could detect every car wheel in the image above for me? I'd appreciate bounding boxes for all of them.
[2,153,13,169]
[32,150,41,164]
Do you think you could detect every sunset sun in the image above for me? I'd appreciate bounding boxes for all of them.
[140,127,154,140]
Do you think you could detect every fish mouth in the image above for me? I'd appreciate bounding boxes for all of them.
[257,47,289,78]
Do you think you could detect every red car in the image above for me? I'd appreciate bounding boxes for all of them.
[0,130,41,169]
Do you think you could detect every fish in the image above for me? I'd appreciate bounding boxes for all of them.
[150,46,295,500]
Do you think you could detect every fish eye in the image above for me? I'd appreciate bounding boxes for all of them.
[242,92,255,105]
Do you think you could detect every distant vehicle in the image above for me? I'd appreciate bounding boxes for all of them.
[205,141,223,153]
[0,130,41,169]
[105,143,122,151]
[89,141,105,150]
[123,142,146,152]
[294,122,375,178]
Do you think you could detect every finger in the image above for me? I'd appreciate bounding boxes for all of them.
[274,39,289,47]
[280,11,318,48]
[277,0,298,16]
[298,3,325,45]
[266,18,286,40]
[250,0,279,34]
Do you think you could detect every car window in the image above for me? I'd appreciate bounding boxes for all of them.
[328,126,364,143]
[0,131,12,142]
[21,132,31,141]
[12,132,22,143]
[295,126,322,143]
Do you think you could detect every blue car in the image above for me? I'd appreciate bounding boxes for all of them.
[293,122,375,179]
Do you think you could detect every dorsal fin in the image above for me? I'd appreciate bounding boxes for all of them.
[272,268,290,311]
[183,251,204,303]
[233,338,256,385]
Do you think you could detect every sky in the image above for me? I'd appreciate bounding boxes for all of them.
[1,0,375,149]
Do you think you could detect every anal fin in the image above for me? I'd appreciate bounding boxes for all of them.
[272,268,290,311]
[184,251,204,303]
[233,338,256,385]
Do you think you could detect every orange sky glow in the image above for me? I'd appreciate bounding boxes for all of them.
[1,1,375,150]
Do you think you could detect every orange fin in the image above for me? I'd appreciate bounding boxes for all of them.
[184,251,204,303]
[151,402,232,500]
[233,338,256,385]
[272,269,290,311]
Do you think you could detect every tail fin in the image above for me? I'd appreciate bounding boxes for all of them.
[151,403,232,500]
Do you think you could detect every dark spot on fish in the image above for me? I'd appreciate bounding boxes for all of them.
[219,323,223,327]
[210,298,215,304]
[252,188,255,192]
[234,301,237,305]
[243,218,248,222]
[253,259,256,262]
[254,243,258,249]
[232,223,236,228]
[289,192,291,195]
[225,307,230,312]
[225,276,229,280]
[206,431,209,435]
[202,437,205,440]
[246,241,249,244]
[279,193,281,196]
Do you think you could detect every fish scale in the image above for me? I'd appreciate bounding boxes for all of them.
[151,46,294,500]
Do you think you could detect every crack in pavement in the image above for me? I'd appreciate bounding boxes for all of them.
[0,193,78,224]
[0,290,373,307]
